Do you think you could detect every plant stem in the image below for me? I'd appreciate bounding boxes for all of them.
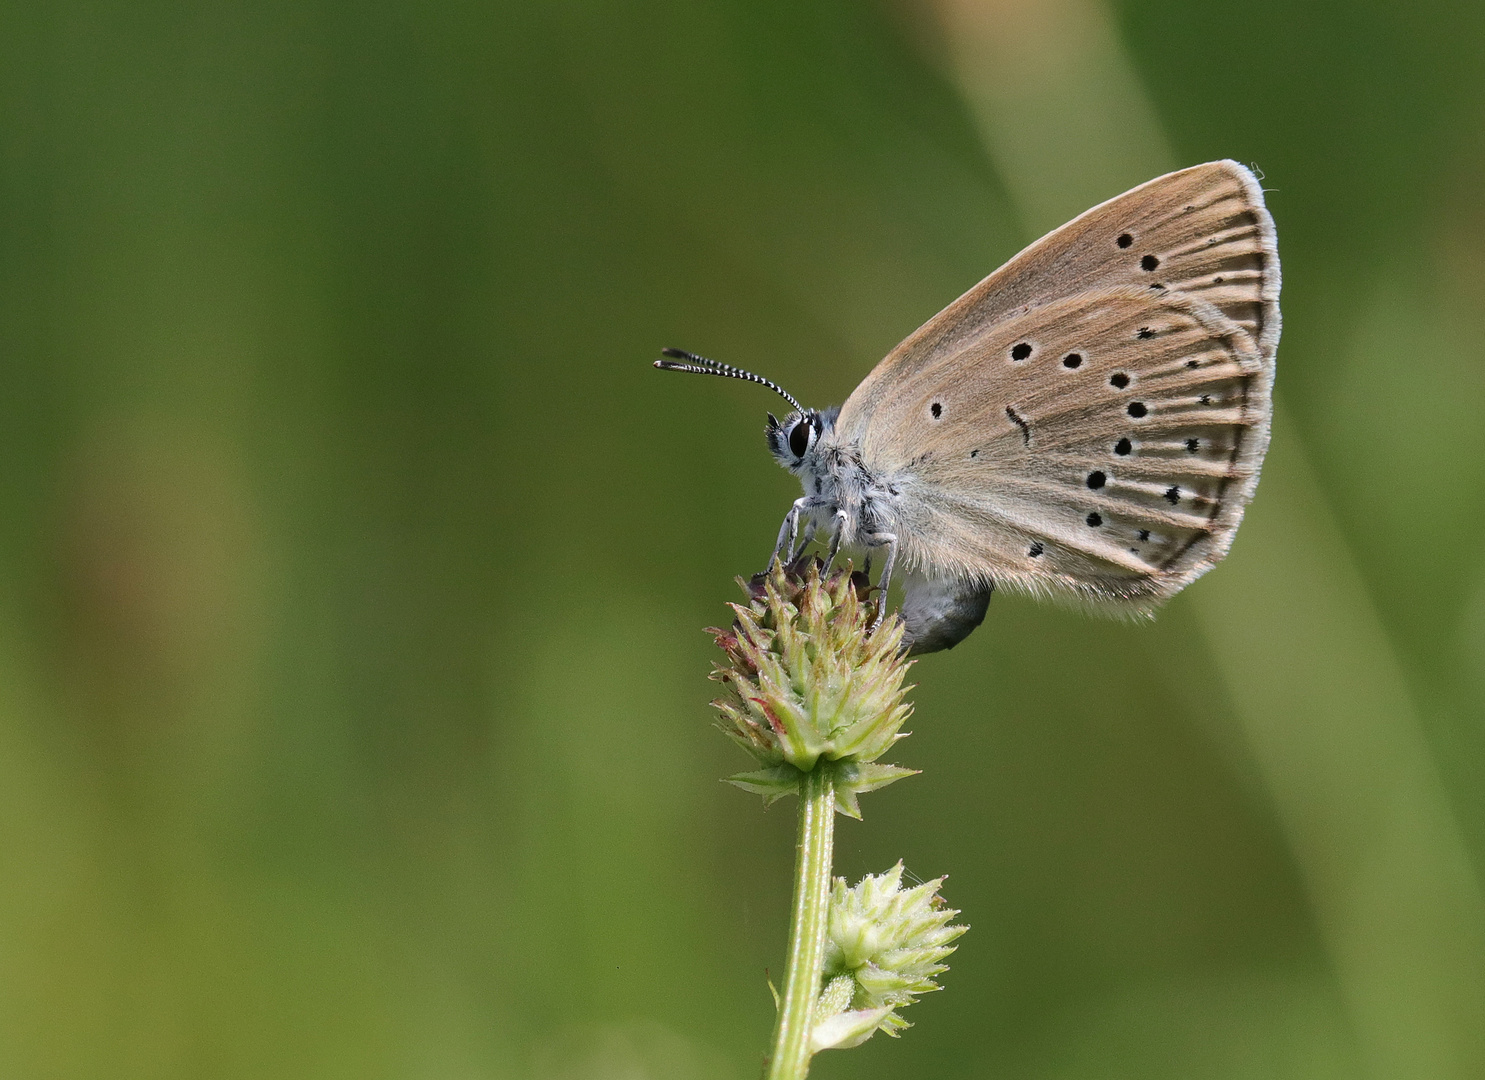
[767,765,836,1080]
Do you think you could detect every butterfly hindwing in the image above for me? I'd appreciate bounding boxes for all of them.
[853,285,1271,607]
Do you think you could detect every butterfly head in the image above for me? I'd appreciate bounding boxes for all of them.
[765,406,838,474]
[654,348,837,475]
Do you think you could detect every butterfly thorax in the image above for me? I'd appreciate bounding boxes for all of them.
[767,405,897,551]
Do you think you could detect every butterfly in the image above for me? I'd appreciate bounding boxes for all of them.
[658,161,1279,654]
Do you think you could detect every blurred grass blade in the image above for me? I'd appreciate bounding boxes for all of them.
[1196,420,1485,1078]
[925,0,1174,235]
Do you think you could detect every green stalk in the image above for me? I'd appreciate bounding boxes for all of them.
[767,765,836,1080]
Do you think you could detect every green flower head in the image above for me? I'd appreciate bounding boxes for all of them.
[811,862,968,1050]
[709,560,917,817]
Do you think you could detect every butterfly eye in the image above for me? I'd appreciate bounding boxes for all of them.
[788,419,812,458]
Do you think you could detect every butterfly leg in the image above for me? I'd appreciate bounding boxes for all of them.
[772,497,810,568]
[789,520,817,563]
[864,533,898,633]
[824,510,850,570]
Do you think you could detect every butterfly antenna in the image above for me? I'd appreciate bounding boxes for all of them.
[654,347,803,413]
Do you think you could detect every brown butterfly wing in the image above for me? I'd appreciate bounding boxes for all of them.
[834,161,1278,607]
[838,160,1278,436]
[858,285,1270,605]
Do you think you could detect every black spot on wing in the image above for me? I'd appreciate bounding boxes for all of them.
[1005,406,1031,446]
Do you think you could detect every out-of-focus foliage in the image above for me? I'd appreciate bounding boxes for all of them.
[0,1,1482,1077]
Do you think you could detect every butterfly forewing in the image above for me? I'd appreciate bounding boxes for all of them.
[837,160,1278,608]
[838,160,1278,431]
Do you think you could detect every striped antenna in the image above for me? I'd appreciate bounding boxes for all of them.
[654,347,803,413]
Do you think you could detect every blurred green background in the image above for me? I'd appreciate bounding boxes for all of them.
[2,0,1484,1077]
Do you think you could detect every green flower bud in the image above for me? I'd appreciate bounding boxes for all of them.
[709,560,918,817]
[813,862,967,1048]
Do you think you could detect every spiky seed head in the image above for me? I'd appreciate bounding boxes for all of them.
[811,862,968,1049]
[709,560,918,817]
